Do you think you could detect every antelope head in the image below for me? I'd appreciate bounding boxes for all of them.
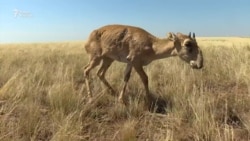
[174,32,203,69]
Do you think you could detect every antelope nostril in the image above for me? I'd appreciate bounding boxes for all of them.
[190,61,203,69]
[190,60,203,69]
[190,60,196,66]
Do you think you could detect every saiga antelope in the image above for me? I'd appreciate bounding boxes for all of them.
[83,24,203,106]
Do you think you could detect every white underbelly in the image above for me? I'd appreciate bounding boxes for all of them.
[107,54,129,63]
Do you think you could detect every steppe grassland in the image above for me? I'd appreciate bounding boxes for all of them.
[0,38,249,141]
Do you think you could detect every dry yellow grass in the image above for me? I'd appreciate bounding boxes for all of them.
[0,38,249,141]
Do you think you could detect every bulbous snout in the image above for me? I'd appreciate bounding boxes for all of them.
[189,50,203,69]
[190,49,203,69]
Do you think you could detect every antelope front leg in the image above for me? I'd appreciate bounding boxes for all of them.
[96,57,115,95]
[118,64,132,104]
[133,65,153,108]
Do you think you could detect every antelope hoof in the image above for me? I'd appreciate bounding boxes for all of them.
[119,95,129,106]
[118,96,123,103]
[87,97,93,104]
[109,88,116,96]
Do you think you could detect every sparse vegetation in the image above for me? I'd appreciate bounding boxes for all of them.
[0,38,249,141]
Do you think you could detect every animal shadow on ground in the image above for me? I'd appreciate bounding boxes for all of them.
[122,91,170,114]
[147,92,171,114]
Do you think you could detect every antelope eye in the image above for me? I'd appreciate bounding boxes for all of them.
[185,42,192,47]
[184,42,193,52]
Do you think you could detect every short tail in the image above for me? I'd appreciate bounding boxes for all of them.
[84,42,90,53]
[84,30,100,54]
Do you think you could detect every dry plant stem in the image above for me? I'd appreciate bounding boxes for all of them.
[0,37,249,141]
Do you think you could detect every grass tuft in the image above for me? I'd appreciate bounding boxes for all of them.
[0,38,249,140]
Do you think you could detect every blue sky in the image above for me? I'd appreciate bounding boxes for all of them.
[0,0,250,43]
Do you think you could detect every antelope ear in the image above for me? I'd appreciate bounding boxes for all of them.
[167,32,172,38]
[167,32,171,38]
[168,32,176,41]
[188,32,191,38]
